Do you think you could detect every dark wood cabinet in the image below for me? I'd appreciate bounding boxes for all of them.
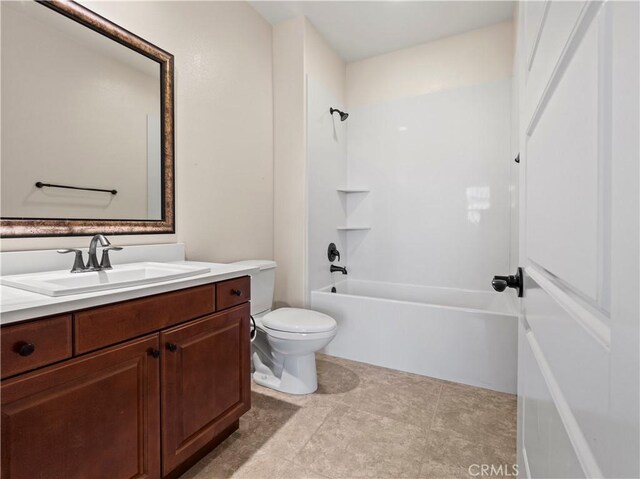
[215,276,251,311]
[0,278,251,479]
[1,335,161,479]
[161,303,251,477]
[74,284,215,354]
[1,314,72,379]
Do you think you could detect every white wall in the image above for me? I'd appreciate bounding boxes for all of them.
[345,22,514,291]
[1,1,274,264]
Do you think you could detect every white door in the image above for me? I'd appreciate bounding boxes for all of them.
[512,1,639,478]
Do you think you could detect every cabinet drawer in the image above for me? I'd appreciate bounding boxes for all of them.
[1,315,72,379]
[74,284,215,354]
[216,276,250,311]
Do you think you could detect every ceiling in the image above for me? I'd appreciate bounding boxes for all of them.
[250,1,514,62]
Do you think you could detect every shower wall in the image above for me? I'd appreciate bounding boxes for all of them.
[305,21,516,296]
[345,22,514,292]
[307,77,348,298]
[346,80,511,291]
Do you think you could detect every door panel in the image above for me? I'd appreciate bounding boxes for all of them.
[517,1,639,478]
[1,335,161,479]
[161,304,251,476]
[524,1,548,70]
[519,322,584,479]
[525,1,588,119]
[526,13,600,300]
[607,1,640,475]
[524,272,609,473]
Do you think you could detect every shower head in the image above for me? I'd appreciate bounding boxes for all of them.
[330,107,349,121]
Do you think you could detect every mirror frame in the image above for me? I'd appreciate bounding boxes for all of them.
[0,0,175,238]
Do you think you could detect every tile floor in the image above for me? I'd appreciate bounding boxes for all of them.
[181,354,517,479]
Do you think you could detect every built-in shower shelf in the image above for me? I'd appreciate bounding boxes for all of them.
[336,188,370,193]
[336,226,371,231]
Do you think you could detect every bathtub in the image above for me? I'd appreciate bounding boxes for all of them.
[310,279,518,393]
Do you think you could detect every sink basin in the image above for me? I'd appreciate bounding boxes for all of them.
[0,262,211,297]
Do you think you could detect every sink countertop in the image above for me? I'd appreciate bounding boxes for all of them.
[0,261,258,325]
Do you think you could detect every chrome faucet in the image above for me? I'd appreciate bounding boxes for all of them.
[58,234,122,273]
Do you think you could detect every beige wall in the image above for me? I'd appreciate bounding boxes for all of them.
[272,17,345,308]
[346,21,514,108]
[273,17,306,308]
[1,1,274,263]
[304,19,346,104]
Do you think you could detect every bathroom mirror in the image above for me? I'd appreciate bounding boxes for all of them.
[0,0,175,237]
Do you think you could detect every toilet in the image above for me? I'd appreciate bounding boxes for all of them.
[233,260,337,395]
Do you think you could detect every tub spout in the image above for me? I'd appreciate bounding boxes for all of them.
[330,265,348,275]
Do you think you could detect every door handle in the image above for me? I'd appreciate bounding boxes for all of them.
[492,267,524,297]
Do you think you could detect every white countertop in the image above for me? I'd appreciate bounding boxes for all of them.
[0,261,258,325]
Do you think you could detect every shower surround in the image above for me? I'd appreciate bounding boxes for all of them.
[306,21,517,392]
[345,78,512,291]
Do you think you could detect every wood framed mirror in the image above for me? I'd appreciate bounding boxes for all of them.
[0,0,175,237]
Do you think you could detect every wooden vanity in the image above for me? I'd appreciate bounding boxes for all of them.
[0,276,252,479]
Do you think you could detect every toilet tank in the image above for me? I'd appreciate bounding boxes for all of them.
[232,260,276,315]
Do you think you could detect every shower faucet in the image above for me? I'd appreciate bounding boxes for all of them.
[327,243,341,262]
[330,265,348,275]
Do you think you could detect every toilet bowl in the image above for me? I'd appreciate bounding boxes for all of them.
[232,260,337,395]
[252,308,337,394]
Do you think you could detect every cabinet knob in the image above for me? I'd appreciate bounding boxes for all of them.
[231,289,242,297]
[16,342,35,357]
[167,343,178,352]
[149,348,161,359]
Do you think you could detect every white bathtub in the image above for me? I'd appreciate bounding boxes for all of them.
[310,279,518,393]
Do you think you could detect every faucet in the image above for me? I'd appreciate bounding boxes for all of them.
[58,234,122,273]
[330,265,348,275]
[87,234,111,270]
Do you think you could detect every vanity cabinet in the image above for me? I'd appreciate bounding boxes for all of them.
[1,335,161,479]
[0,277,251,479]
[161,304,251,476]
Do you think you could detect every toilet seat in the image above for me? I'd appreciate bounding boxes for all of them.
[260,326,337,341]
[262,308,337,334]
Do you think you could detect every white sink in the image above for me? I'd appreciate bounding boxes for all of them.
[0,262,211,297]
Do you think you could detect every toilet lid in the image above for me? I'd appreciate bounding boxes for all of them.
[262,308,337,334]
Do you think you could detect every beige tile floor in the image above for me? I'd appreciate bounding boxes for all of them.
[180,354,517,479]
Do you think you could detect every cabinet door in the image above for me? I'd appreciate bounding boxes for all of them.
[1,335,161,479]
[161,304,251,475]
